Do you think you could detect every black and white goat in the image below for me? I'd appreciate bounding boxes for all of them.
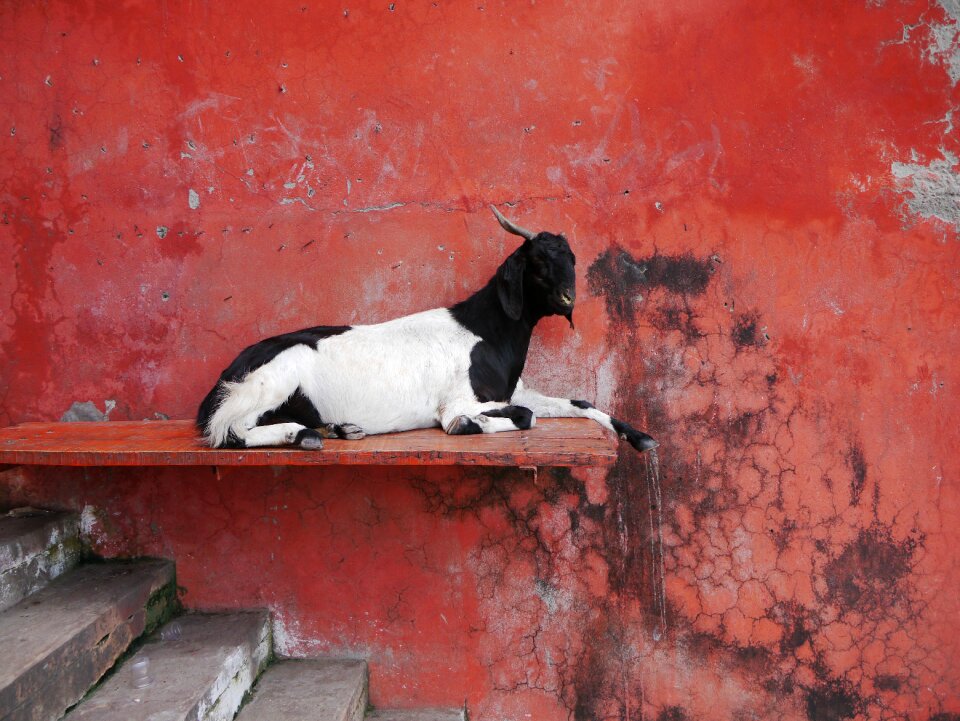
[197,207,658,452]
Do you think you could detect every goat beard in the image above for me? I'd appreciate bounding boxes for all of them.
[565,311,574,330]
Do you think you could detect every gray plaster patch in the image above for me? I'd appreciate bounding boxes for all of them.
[189,188,200,210]
[891,151,960,227]
[156,225,169,239]
[928,0,960,84]
[60,400,115,422]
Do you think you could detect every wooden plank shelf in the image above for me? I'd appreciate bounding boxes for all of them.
[0,419,618,468]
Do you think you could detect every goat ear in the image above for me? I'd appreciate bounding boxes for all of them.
[496,247,526,320]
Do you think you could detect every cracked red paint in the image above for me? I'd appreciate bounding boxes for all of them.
[2,1,959,719]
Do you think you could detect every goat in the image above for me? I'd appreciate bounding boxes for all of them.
[196,206,658,453]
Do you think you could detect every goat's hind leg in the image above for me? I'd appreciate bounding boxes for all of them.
[242,422,325,449]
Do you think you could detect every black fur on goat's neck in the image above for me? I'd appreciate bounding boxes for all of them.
[450,236,564,403]
[450,277,536,403]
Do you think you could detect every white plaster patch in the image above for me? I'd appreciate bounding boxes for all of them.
[891,150,960,227]
[927,0,960,84]
[272,611,369,660]
[79,505,100,542]
[188,188,200,210]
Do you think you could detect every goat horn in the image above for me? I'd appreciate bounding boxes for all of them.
[490,205,536,240]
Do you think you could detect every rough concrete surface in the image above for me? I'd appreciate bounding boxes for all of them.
[235,659,367,721]
[0,559,175,721]
[366,710,464,721]
[0,510,81,612]
[65,611,271,721]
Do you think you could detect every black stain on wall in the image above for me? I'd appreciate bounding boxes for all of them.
[804,679,863,721]
[824,525,919,613]
[846,443,867,506]
[572,617,615,721]
[732,312,762,348]
[587,247,715,323]
[657,706,692,721]
[777,604,813,652]
[874,674,903,692]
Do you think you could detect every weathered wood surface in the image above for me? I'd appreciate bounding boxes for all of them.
[0,419,618,467]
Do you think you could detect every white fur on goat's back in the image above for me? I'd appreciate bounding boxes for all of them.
[204,308,482,446]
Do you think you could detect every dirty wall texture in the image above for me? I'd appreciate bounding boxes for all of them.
[1,1,959,719]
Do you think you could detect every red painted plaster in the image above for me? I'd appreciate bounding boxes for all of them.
[2,1,959,719]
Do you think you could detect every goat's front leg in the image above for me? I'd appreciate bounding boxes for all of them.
[438,399,536,435]
[510,380,658,452]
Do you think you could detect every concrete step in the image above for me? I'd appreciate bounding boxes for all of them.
[64,611,271,721]
[0,509,81,612]
[235,659,367,721]
[0,558,175,721]
[366,710,464,721]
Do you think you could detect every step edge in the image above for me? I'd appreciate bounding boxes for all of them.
[234,658,369,721]
[63,611,271,721]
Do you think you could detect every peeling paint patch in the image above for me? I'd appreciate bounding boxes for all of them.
[188,188,200,210]
[79,505,100,544]
[352,202,405,213]
[60,400,115,422]
[891,152,960,227]
[928,0,960,85]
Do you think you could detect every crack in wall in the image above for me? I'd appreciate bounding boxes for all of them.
[409,245,952,720]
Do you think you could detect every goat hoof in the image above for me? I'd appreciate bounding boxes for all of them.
[449,415,483,435]
[631,432,659,452]
[611,418,658,453]
[295,428,324,450]
[337,423,366,440]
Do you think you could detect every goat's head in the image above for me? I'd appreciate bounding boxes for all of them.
[491,205,577,327]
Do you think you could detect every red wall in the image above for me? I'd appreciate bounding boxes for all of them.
[2,1,959,719]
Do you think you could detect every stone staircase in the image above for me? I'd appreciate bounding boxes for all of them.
[0,509,464,721]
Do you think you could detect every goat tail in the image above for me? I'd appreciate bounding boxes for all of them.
[197,363,303,447]
[196,379,260,448]
[196,381,236,447]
